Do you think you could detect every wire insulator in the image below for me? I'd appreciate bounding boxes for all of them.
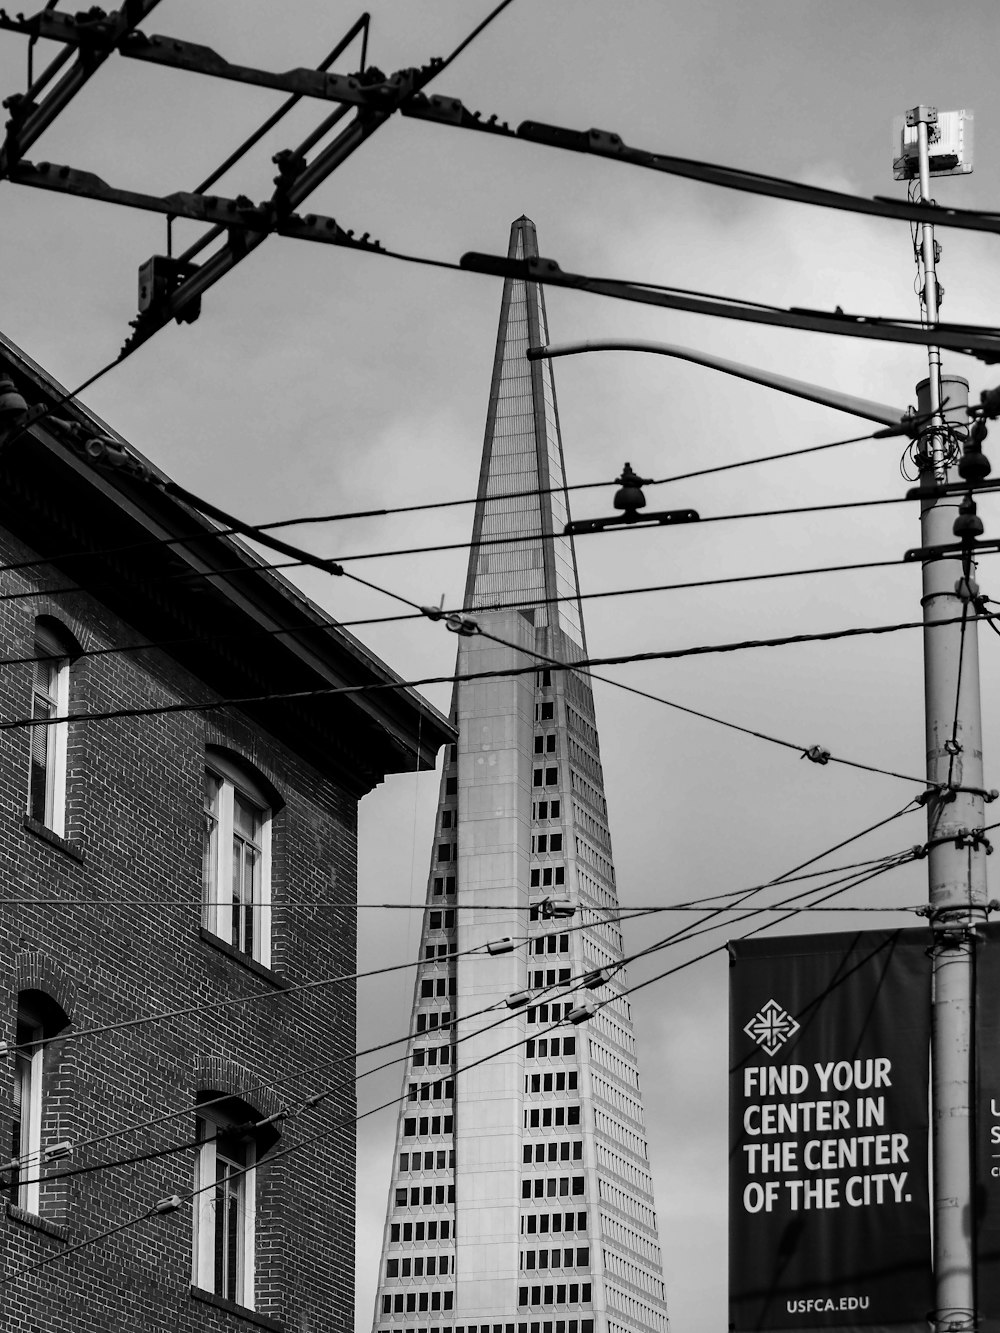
[802,745,831,765]
[152,1195,184,1215]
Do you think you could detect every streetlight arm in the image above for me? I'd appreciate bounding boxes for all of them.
[527,338,910,429]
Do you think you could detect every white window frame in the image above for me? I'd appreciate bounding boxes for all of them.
[11,1005,43,1215]
[192,1111,256,1308]
[202,754,272,967]
[27,625,69,836]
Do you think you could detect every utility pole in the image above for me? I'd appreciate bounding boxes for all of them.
[903,104,987,1333]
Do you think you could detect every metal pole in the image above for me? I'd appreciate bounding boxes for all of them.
[910,105,988,1333]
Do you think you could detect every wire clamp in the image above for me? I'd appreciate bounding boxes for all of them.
[583,967,612,990]
[950,784,1000,802]
[801,745,831,765]
[567,998,596,1025]
[420,597,446,622]
[959,828,993,854]
[540,896,575,920]
[944,738,963,757]
[445,613,479,636]
[152,1195,184,1216]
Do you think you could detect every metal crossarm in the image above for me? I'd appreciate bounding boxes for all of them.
[0,1,162,172]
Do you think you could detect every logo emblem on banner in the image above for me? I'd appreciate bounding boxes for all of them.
[743,998,800,1057]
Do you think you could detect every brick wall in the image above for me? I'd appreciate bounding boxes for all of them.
[0,527,358,1333]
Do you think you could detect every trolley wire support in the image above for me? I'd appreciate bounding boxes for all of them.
[564,462,700,536]
[0,0,163,175]
[460,251,1000,362]
[0,7,498,352]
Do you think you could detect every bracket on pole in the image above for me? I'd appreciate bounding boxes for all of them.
[565,508,699,537]
[903,537,1000,562]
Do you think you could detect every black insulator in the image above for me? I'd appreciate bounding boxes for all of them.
[612,462,648,520]
[953,496,985,541]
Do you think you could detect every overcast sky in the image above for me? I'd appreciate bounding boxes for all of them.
[3,3,1000,1330]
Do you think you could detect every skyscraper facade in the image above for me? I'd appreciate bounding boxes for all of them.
[373,218,669,1333]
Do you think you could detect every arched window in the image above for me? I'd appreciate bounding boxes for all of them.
[191,1091,280,1309]
[8,990,70,1216]
[27,621,74,835]
[202,749,278,967]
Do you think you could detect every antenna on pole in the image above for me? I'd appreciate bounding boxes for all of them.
[893,106,973,477]
[895,103,984,1333]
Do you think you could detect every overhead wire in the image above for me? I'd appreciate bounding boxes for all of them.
[471,619,952,790]
[0,420,907,586]
[0,851,920,910]
[3,797,926,1168]
[0,447,971,795]
[9,539,986,673]
[0,0,517,490]
[218,493,920,569]
[0,613,988,796]
[0,840,917,1285]
[0,553,945,666]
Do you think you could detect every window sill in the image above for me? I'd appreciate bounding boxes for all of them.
[198,928,288,988]
[22,815,85,863]
[190,1287,284,1330]
[4,1200,69,1241]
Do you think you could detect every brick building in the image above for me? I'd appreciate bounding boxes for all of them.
[0,333,453,1331]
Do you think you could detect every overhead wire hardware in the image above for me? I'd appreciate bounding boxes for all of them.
[564,461,699,535]
[461,250,1000,362]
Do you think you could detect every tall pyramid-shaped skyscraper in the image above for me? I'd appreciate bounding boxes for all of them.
[373,218,669,1333]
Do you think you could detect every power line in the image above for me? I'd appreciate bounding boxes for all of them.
[0,421,895,584]
[4,804,923,1167]
[0,843,914,1285]
[7,894,664,1055]
[456,249,1000,361]
[246,494,917,568]
[3,851,908,1228]
[0,553,934,665]
[472,618,964,790]
[13,934,503,1052]
[0,852,916,910]
[0,615,987,799]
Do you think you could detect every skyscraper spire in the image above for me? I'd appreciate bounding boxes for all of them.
[373,218,669,1333]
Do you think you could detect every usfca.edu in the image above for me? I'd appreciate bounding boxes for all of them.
[786,1298,870,1313]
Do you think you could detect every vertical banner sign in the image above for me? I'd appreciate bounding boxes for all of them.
[976,922,1000,1325]
[729,929,932,1333]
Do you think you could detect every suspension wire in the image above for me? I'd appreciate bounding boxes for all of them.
[8,935,501,1052]
[0,614,985,794]
[608,855,917,1011]
[0,552,941,666]
[585,800,922,975]
[0,851,916,910]
[0,846,912,1286]
[2,844,913,1189]
[0,421,903,586]
[4,803,923,1162]
[239,494,916,569]
[4,895,657,1055]
[474,619,944,789]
